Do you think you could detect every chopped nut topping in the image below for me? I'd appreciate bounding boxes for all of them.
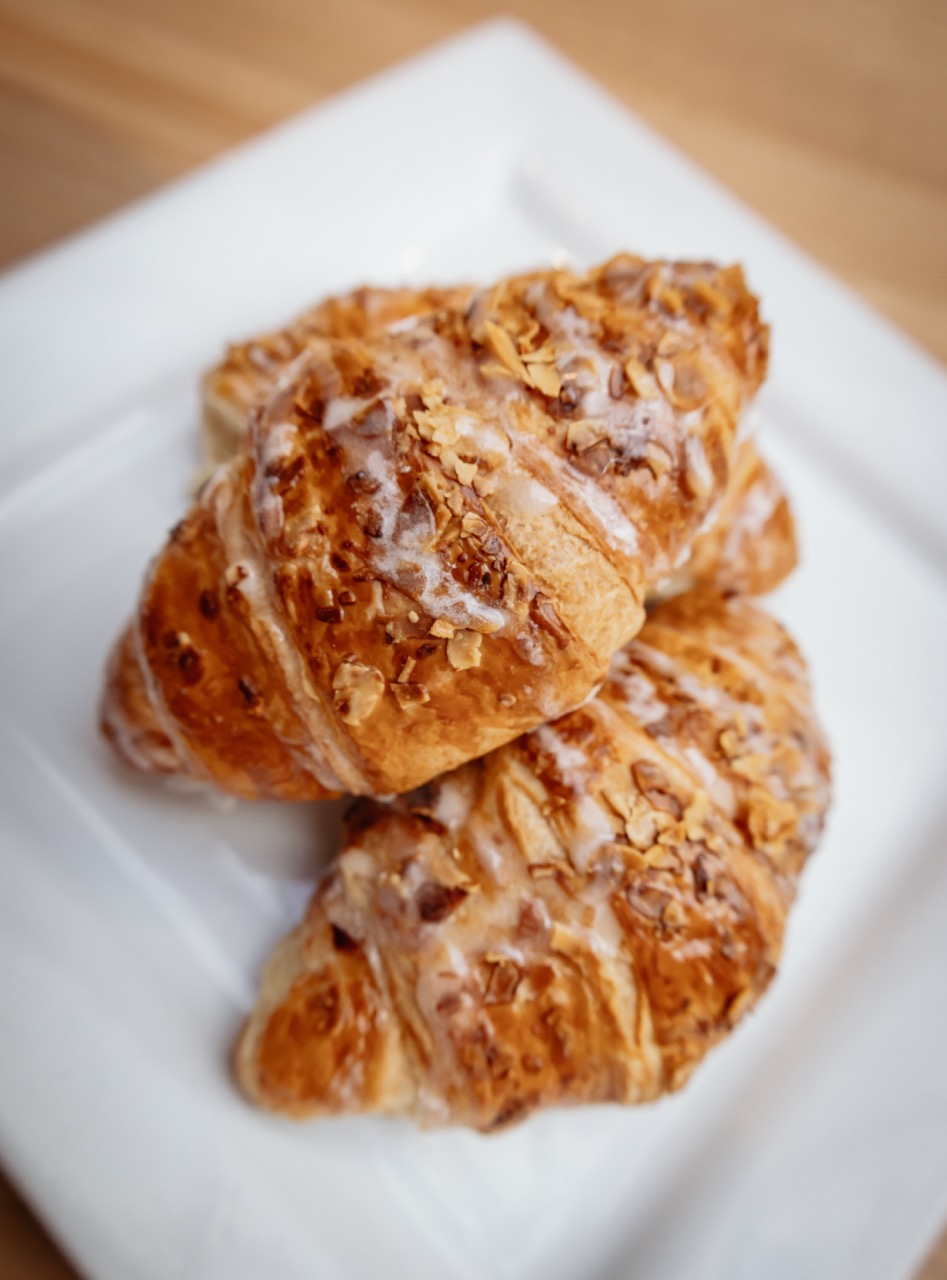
[626,886,670,921]
[502,560,531,615]
[480,362,516,381]
[482,956,522,1005]
[416,880,468,923]
[527,863,559,879]
[662,898,688,928]
[601,787,631,821]
[440,450,478,486]
[746,788,796,848]
[521,342,557,365]
[682,791,710,840]
[483,320,528,380]
[396,655,417,683]
[692,278,731,315]
[332,659,385,725]
[462,512,489,537]
[657,283,685,316]
[657,353,708,410]
[446,630,483,670]
[429,617,456,639]
[624,355,659,399]
[414,407,460,448]
[645,442,672,478]
[642,843,681,870]
[656,330,684,357]
[632,759,684,818]
[420,379,446,409]
[550,922,582,955]
[445,489,465,517]
[198,590,219,620]
[368,580,385,618]
[517,319,541,351]
[391,682,430,710]
[524,360,561,398]
[683,438,714,499]
[625,807,659,850]
[566,418,604,453]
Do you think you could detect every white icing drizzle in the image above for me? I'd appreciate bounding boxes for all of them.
[324,396,378,431]
[259,419,298,462]
[532,723,588,784]
[430,776,476,831]
[682,745,736,814]
[568,794,616,874]
[605,660,669,727]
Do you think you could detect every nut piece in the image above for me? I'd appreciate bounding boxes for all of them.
[332,659,385,725]
[566,419,604,453]
[446,630,483,670]
[624,356,659,399]
[524,360,562,398]
[440,450,478,486]
[391,682,431,711]
[683,437,714,499]
[645,442,672,478]
[550,922,583,955]
[483,320,528,379]
[625,806,658,850]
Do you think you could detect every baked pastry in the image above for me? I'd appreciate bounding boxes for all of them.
[102,255,774,800]
[201,279,794,601]
[236,589,831,1130]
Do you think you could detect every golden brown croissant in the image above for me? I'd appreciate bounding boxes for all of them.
[236,588,831,1130]
[200,279,795,601]
[102,255,774,801]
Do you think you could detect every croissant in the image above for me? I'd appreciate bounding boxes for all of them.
[201,279,795,601]
[236,588,831,1130]
[102,255,775,801]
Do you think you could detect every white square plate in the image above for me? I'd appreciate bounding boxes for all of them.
[1,20,946,1280]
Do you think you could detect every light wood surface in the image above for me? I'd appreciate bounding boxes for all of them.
[1,0,945,1276]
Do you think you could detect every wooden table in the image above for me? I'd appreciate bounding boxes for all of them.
[0,1,944,1275]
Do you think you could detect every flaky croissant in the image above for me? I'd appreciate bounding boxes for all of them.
[102,255,775,801]
[201,278,795,602]
[236,588,831,1130]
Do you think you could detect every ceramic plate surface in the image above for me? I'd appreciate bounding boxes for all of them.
[1,20,946,1280]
